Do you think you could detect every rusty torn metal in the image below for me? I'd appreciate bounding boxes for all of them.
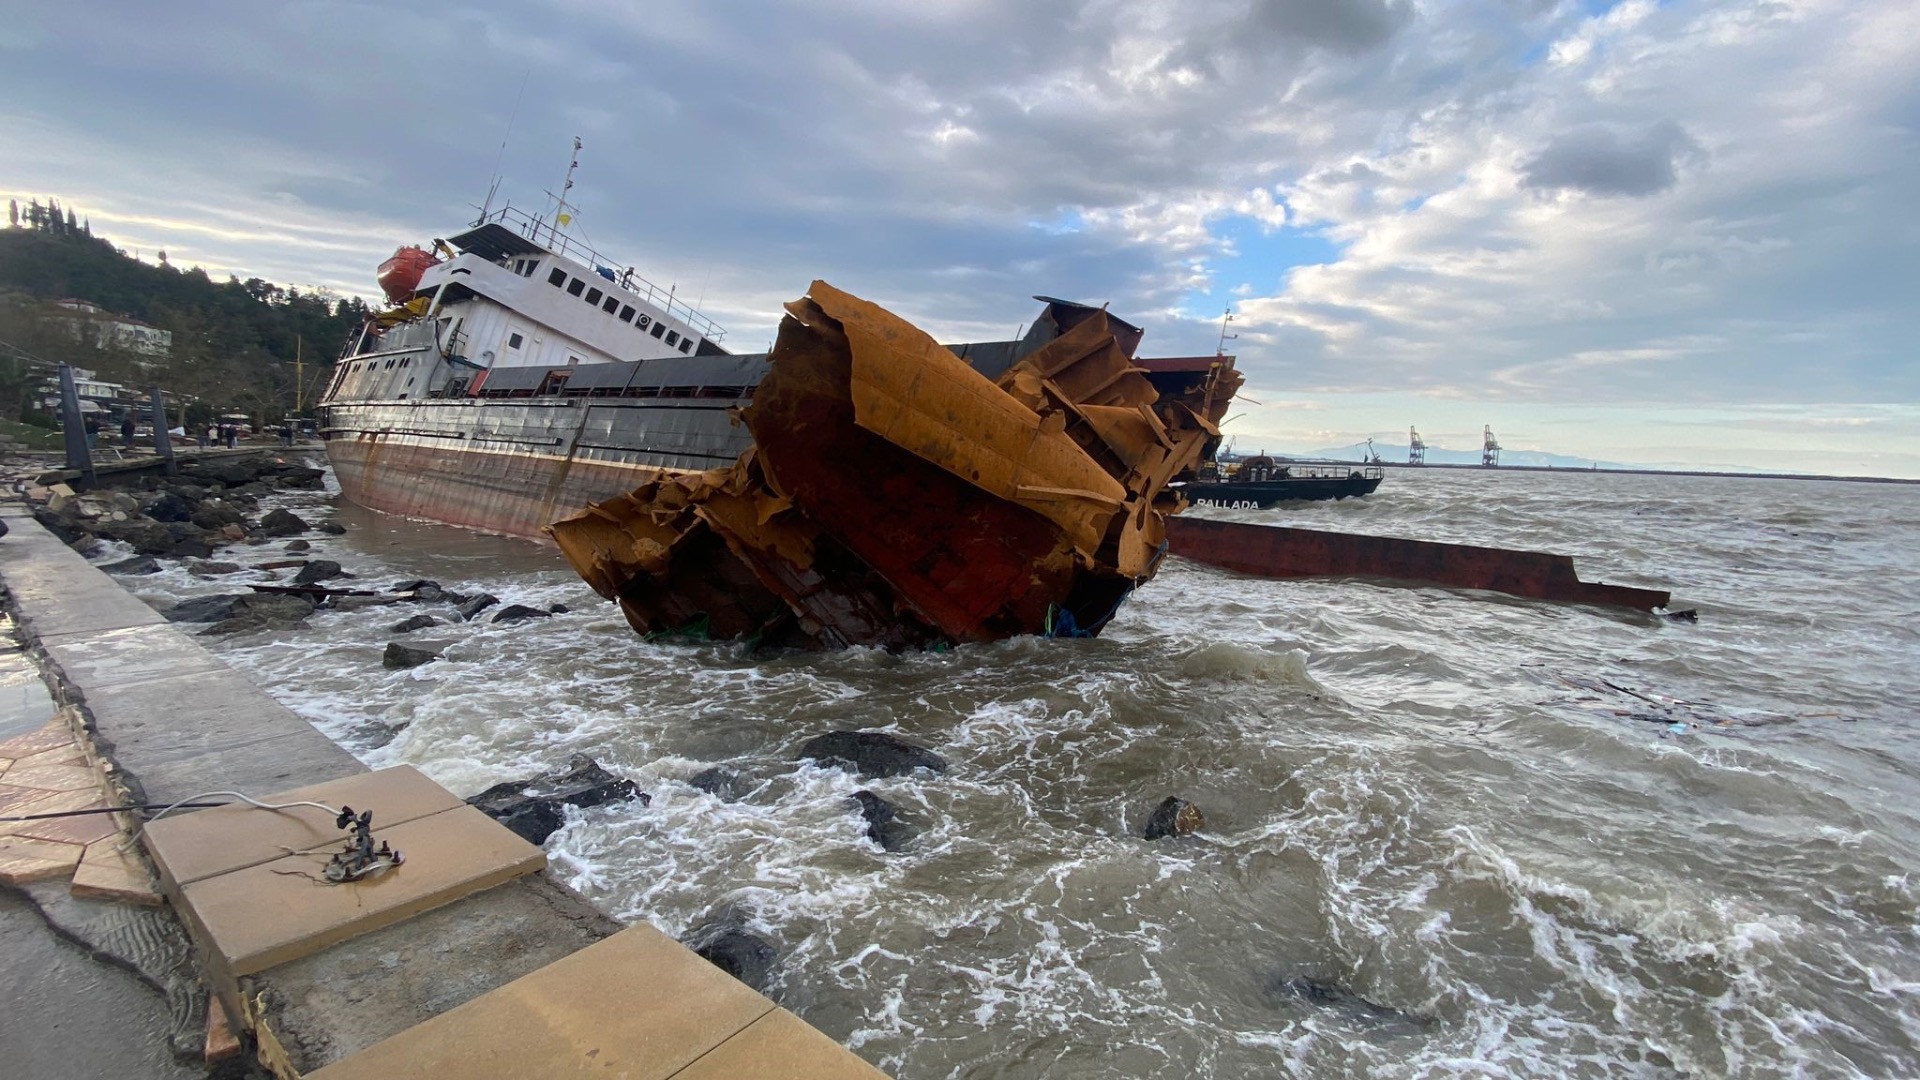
[548,283,1242,649]
[1162,516,1672,611]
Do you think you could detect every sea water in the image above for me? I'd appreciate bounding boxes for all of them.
[106,467,1920,1078]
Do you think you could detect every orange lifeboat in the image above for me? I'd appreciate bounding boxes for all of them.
[376,245,440,304]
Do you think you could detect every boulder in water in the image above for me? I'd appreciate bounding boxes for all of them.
[191,500,247,530]
[187,560,245,577]
[490,604,551,624]
[314,521,346,536]
[687,766,746,801]
[457,593,499,621]
[390,614,441,634]
[193,594,318,635]
[284,539,311,553]
[1261,974,1433,1032]
[102,555,161,575]
[258,508,309,537]
[682,915,776,991]
[466,754,647,845]
[382,642,439,669]
[292,559,348,585]
[92,517,176,555]
[848,789,916,852]
[797,731,947,778]
[1143,796,1205,840]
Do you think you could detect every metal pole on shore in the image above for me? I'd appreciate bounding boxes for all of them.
[149,386,175,476]
[58,364,96,490]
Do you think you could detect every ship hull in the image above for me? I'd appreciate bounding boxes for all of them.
[323,397,754,539]
[1181,474,1383,508]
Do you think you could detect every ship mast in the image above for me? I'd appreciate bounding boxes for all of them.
[1216,307,1237,356]
[546,136,582,246]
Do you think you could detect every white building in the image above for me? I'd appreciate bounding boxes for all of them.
[54,299,173,357]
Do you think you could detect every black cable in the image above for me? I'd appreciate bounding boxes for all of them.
[0,801,229,823]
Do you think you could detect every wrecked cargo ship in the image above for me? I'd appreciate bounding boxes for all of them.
[548,281,1240,649]
[319,210,1243,648]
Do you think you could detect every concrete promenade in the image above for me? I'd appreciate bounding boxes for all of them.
[0,504,888,1078]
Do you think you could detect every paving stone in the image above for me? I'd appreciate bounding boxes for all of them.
[0,787,108,837]
[671,1007,891,1080]
[0,834,84,884]
[12,803,119,846]
[0,782,68,815]
[9,745,90,769]
[2,762,100,793]
[70,837,162,906]
[0,718,75,759]
[143,765,465,889]
[179,805,545,976]
[305,923,776,1080]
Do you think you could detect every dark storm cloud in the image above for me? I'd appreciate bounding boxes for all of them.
[1520,120,1701,197]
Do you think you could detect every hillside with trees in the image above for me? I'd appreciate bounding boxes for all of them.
[0,196,372,425]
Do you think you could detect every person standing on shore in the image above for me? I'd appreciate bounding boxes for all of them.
[120,413,136,449]
[83,414,98,449]
[197,424,209,449]
[224,423,238,449]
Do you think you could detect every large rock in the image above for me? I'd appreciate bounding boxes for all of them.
[848,790,915,852]
[284,539,311,553]
[187,560,245,577]
[382,642,440,670]
[258,508,309,537]
[466,755,647,845]
[91,517,177,555]
[687,767,746,801]
[490,604,551,624]
[797,731,948,778]
[274,465,326,489]
[682,916,776,992]
[291,559,348,585]
[183,593,317,635]
[314,521,346,536]
[457,593,499,621]
[141,491,195,523]
[1142,796,1205,840]
[191,500,247,530]
[390,579,445,601]
[101,555,161,575]
[390,614,441,634]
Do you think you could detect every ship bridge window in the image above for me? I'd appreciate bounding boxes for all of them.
[508,333,524,349]
[601,296,619,314]
[651,322,667,339]
[680,338,694,353]
[618,305,635,323]
[665,330,680,347]
[548,267,568,287]
[567,278,586,297]
[519,259,539,278]
[586,286,603,305]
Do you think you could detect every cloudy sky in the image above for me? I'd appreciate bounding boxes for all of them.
[4,0,1916,476]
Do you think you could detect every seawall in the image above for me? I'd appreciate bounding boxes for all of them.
[0,503,886,1078]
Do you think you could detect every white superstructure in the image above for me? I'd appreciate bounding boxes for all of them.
[322,204,727,404]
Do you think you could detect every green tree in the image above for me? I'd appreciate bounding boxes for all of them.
[7,200,16,228]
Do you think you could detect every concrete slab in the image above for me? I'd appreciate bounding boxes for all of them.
[38,622,229,690]
[672,1007,891,1080]
[143,765,466,889]
[180,804,545,976]
[250,874,620,1073]
[117,730,362,808]
[305,922,775,1080]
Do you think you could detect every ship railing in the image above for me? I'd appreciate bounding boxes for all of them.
[471,205,727,342]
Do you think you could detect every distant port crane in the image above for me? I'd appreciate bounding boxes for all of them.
[1409,426,1426,466]
[1482,425,1502,467]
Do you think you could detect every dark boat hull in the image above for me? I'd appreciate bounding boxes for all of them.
[1181,474,1383,508]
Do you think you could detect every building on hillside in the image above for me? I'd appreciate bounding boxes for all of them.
[52,299,173,357]
[36,366,131,415]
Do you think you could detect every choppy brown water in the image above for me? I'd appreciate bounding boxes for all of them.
[109,467,1920,1078]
